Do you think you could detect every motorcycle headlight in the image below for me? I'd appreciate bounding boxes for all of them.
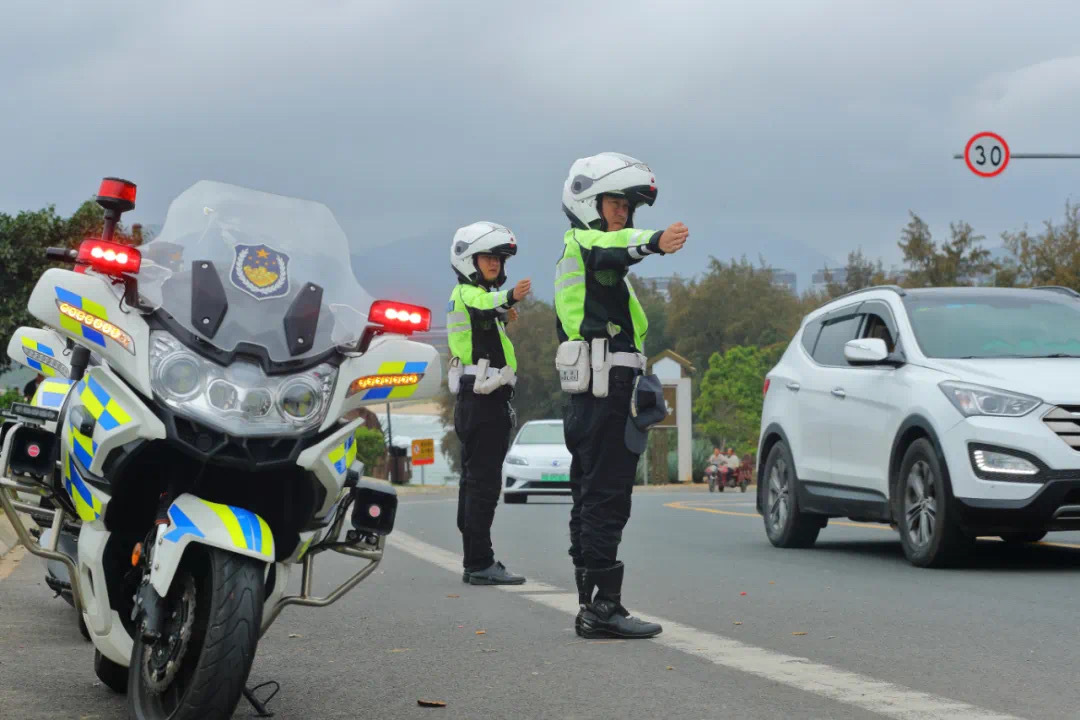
[150,331,337,436]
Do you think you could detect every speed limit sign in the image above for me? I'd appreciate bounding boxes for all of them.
[964,132,1010,177]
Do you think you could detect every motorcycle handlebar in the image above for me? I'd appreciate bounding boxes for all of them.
[46,247,77,262]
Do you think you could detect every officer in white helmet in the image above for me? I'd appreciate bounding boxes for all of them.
[447,221,532,585]
[554,152,688,638]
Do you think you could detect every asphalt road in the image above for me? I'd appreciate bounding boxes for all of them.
[2,486,1080,719]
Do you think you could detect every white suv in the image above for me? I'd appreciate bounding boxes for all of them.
[757,285,1080,567]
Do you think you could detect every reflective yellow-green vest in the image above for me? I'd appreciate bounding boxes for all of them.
[446,283,518,371]
[554,227,663,354]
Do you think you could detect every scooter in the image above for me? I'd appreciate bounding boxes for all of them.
[704,462,748,492]
[0,176,442,720]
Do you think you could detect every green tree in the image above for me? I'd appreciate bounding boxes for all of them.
[0,198,138,373]
[999,200,1080,289]
[352,426,386,476]
[821,248,893,299]
[693,342,787,455]
[665,257,804,373]
[0,387,21,410]
[897,211,993,287]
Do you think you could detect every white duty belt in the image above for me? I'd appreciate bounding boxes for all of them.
[609,352,647,371]
[464,364,518,387]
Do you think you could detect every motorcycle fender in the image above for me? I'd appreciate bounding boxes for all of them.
[297,418,362,520]
[150,493,275,596]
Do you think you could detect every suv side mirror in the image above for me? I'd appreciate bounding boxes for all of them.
[844,338,889,365]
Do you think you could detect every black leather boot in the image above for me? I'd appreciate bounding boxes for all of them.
[574,566,593,636]
[579,563,662,639]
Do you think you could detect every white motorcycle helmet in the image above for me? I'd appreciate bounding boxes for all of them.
[562,152,658,231]
[450,221,517,287]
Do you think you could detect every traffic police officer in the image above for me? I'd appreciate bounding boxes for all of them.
[447,221,531,585]
[554,152,688,638]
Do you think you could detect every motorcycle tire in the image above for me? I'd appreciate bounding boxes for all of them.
[128,546,264,720]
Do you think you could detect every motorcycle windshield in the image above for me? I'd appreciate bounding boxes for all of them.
[138,181,374,365]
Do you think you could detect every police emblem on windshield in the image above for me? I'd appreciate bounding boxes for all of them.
[230,244,290,301]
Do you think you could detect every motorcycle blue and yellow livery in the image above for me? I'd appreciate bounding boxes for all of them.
[3,326,86,624]
[0,178,440,720]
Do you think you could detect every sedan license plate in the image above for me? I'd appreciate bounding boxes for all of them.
[540,473,569,482]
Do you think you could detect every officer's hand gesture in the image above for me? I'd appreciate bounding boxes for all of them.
[507,307,520,323]
[513,278,532,301]
[659,222,689,254]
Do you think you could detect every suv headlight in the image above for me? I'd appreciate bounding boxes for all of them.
[505,456,529,466]
[939,381,1042,418]
[150,331,337,436]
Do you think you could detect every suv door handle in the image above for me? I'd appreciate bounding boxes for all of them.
[786,382,800,392]
[831,387,846,398]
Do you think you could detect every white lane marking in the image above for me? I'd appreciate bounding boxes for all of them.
[493,581,564,593]
[388,531,1028,720]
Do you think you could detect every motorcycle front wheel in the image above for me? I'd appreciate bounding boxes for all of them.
[128,546,264,720]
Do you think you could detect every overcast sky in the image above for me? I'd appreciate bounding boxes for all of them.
[3,0,1079,286]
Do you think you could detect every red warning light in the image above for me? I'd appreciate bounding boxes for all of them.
[97,177,137,212]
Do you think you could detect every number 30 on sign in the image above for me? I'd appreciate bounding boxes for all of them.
[964,132,1010,177]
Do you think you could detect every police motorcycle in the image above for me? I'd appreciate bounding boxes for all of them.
[2,327,86,631]
[0,177,441,719]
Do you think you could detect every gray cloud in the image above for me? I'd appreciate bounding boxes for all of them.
[4,0,1080,289]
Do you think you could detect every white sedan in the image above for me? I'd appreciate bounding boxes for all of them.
[501,419,572,504]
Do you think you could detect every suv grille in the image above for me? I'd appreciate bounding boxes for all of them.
[1042,406,1080,449]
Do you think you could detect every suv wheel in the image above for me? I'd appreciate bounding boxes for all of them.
[762,440,823,548]
[897,438,974,568]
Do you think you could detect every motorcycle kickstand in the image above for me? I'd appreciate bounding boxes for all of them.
[243,680,280,718]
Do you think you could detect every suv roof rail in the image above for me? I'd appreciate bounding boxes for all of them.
[1033,285,1080,299]
[828,284,907,303]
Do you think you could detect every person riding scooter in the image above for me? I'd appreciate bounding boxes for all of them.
[705,447,724,492]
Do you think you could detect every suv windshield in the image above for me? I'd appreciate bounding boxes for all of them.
[903,290,1080,358]
[514,423,565,445]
